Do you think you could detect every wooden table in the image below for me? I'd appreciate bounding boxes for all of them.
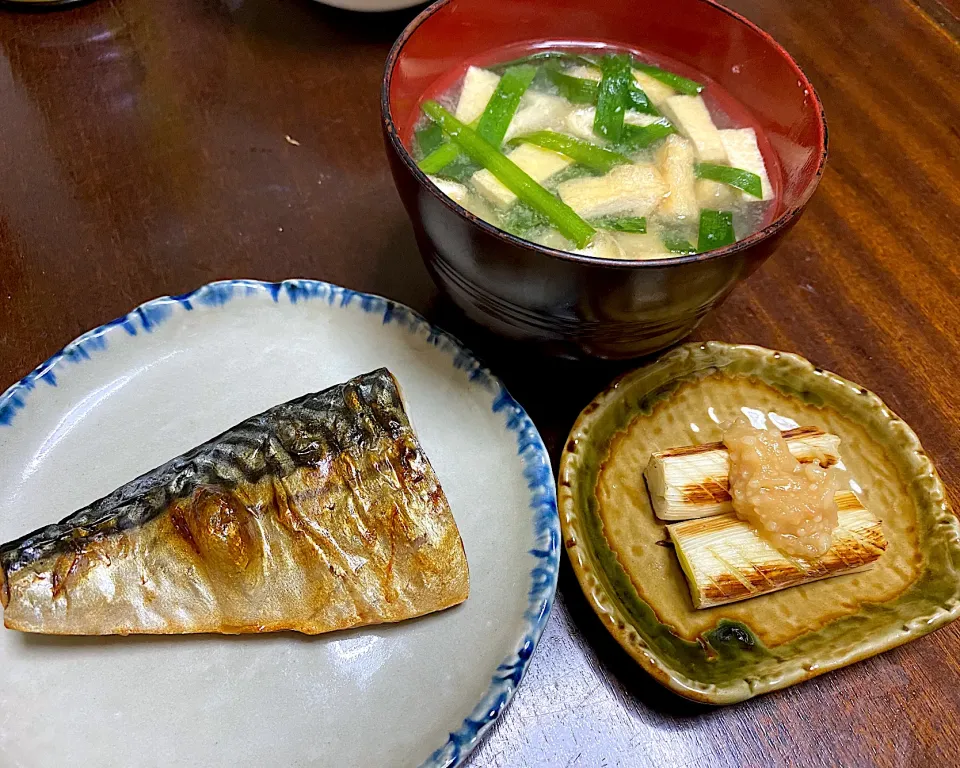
[1,0,958,764]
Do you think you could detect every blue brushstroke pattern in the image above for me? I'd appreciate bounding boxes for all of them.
[0,278,560,768]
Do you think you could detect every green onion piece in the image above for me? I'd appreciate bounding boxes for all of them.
[476,64,537,146]
[418,142,462,174]
[439,156,481,183]
[697,210,736,252]
[695,162,763,199]
[542,68,661,117]
[501,202,550,237]
[418,149,479,183]
[544,68,599,104]
[626,84,659,115]
[509,131,630,174]
[415,123,445,157]
[594,54,633,142]
[618,121,675,150]
[542,67,659,116]
[592,216,647,233]
[633,62,703,95]
[420,63,534,174]
[417,114,485,174]
[493,51,596,71]
[422,101,596,248]
[662,235,697,254]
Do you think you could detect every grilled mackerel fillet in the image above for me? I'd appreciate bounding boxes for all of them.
[0,369,469,635]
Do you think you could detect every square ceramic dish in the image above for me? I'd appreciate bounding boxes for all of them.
[559,341,960,704]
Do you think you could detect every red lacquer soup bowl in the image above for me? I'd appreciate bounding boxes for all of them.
[382,0,827,360]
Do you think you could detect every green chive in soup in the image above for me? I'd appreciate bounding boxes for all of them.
[412,48,777,260]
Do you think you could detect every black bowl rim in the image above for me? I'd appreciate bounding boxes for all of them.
[381,0,829,270]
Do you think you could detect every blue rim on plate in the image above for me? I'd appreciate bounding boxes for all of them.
[0,279,561,768]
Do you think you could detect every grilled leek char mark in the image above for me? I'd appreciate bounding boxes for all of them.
[668,498,887,609]
[0,369,469,636]
[644,426,841,521]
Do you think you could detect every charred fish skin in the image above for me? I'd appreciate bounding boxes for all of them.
[0,368,470,635]
[0,368,404,574]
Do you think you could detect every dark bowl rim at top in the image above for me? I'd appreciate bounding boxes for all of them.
[381,0,829,270]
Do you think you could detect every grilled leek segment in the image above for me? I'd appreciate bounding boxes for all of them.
[668,493,886,609]
[644,426,841,521]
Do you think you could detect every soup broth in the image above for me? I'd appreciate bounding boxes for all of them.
[411,45,777,260]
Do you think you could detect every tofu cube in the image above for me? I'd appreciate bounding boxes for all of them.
[656,134,698,221]
[718,128,774,201]
[455,67,500,124]
[558,163,667,219]
[632,70,677,108]
[626,111,666,128]
[575,231,626,259]
[564,107,599,142]
[427,176,470,206]
[612,232,670,259]
[695,178,736,208]
[566,65,602,82]
[503,93,572,143]
[472,144,572,208]
[661,95,728,163]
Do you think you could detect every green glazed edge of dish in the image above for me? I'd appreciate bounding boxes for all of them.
[558,341,960,704]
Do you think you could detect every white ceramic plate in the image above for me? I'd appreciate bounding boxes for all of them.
[312,0,425,12]
[0,280,559,768]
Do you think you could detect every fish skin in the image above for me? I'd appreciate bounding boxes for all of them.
[0,369,469,635]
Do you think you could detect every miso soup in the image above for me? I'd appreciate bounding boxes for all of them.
[411,47,777,260]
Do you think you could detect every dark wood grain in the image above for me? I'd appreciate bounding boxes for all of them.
[912,0,960,36]
[0,0,958,765]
